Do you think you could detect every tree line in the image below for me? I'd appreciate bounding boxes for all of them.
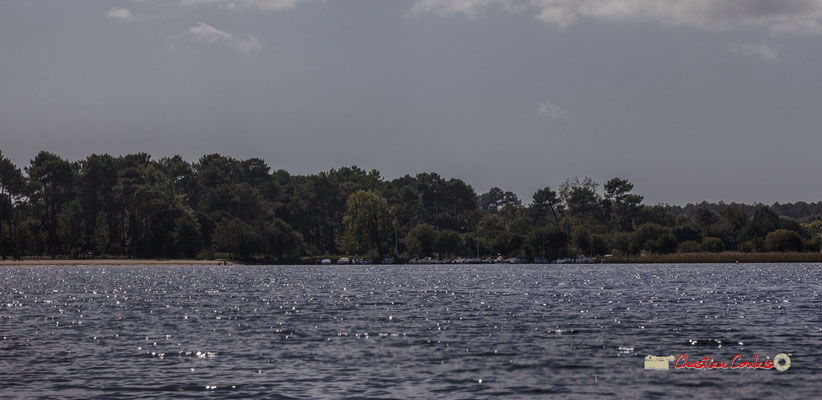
[1,150,821,261]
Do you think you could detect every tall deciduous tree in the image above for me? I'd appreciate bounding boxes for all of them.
[79,154,117,253]
[404,223,436,258]
[340,190,394,257]
[259,218,303,261]
[213,217,261,259]
[0,151,25,259]
[27,152,74,258]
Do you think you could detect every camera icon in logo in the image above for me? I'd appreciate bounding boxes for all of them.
[644,355,675,370]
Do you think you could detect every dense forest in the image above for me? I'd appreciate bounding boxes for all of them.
[1,150,821,261]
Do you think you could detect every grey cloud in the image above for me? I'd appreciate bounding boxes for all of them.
[168,22,263,52]
[180,0,312,11]
[538,102,569,120]
[410,0,525,18]
[107,7,136,22]
[414,0,822,34]
[729,42,778,60]
[771,18,822,35]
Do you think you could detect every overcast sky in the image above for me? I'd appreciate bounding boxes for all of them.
[2,0,822,205]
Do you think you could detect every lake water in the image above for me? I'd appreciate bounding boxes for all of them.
[1,264,820,399]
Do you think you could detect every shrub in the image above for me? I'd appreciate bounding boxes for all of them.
[647,232,678,254]
[678,240,701,253]
[737,241,756,253]
[590,234,609,256]
[764,229,804,252]
[633,223,668,251]
[701,237,724,253]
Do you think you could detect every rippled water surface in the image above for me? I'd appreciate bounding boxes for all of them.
[1,264,821,398]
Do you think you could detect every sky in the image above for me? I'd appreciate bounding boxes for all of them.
[2,0,822,205]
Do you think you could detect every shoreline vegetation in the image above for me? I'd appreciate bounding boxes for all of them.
[0,258,233,266]
[2,151,822,264]
[2,251,822,266]
[599,251,822,264]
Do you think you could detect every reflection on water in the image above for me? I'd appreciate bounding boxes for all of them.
[1,264,821,398]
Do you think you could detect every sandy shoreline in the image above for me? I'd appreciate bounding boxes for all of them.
[0,259,234,266]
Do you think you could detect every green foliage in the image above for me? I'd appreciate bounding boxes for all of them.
[764,229,804,252]
[531,187,562,226]
[58,199,85,257]
[172,214,202,258]
[571,224,607,255]
[93,211,110,255]
[746,206,779,240]
[804,237,821,253]
[560,177,601,220]
[637,205,678,227]
[721,205,748,231]
[632,223,669,251]
[477,213,511,255]
[672,224,702,243]
[737,241,756,253]
[694,207,720,231]
[0,151,25,258]
[610,232,634,255]
[213,217,261,259]
[479,187,520,213]
[777,217,803,236]
[589,234,609,256]
[526,226,567,258]
[27,151,74,257]
[646,232,678,254]
[404,223,436,257]
[435,229,463,257]
[340,190,394,257]
[603,177,643,231]
[677,240,701,253]
[259,218,303,260]
[701,237,725,253]
[4,150,821,261]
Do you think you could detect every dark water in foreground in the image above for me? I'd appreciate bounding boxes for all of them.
[1,264,820,399]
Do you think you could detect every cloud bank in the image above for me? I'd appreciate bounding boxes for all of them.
[411,0,525,18]
[179,0,311,11]
[413,0,822,34]
[729,42,778,61]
